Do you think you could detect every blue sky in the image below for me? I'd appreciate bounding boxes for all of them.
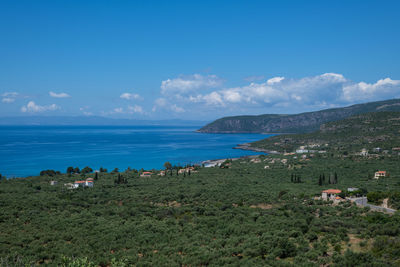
[1,0,400,120]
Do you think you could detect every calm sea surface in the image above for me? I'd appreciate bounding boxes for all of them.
[0,126,271,177]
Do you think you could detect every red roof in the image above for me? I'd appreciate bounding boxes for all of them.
[376,171,386,174]
[142,172,152,174]
[74,181,86,184]
[322,189,342,194]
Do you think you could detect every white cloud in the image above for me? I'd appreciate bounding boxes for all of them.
[2,98,15,103]
[342,78,400,101]
[161,74,223,95]
[152,98,184,113]
[171,104,185,113]
[120,93,140,100]
[203,92,224,106]
[49,91,70,98]
[2,92,18,97]
[113,107,124,113]
[79,106,93,116]
[152,98,167,112]
[2,92,19,103]
[128,105,144,114]
[178,73,400,113]
[21,101,60,113]
[267,77,285,85]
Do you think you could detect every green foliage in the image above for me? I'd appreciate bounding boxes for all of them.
[39,169,60,176]
[163,162,172,170]
[81,166,93,174]
[251,111,400,154]
[1,155,400,265]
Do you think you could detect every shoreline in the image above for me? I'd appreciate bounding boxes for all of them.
[233,143,281,155]
[200,142,281,167]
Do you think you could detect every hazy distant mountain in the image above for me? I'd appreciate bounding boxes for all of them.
[198,98,400,133]
[0,116,208,126]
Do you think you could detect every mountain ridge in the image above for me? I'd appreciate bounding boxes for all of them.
[197,98,400,133]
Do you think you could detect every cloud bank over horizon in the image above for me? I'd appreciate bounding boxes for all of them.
[2,73,400,119]
[155,73,400,116]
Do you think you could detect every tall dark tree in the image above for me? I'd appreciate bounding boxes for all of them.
[334,172,338,184]
[164,162,172,170]
[94,172,98,180]
[74,167,80,174]
[81,166,93,174]
[66,166,74,175]
[318,175,323,186]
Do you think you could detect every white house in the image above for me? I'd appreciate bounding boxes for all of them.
[321,189,342,201]
[73,180,94,188]
[140,172,152,177]
[296,149,309,154]
[347,187,359,192]
[360,148,368,156]
[374,171,387,179]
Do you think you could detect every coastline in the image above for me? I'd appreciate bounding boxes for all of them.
[233,143,281,155]
[201,142,280,167]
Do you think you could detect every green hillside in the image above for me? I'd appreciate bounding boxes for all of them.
[198,99,400,133]
[249,111,400,154]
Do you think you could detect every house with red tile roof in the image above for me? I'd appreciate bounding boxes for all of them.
[321,189,342,201]
[140,171,152,177]
[374,171,387,179]
[74,180,94,188]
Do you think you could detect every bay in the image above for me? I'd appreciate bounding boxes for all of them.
[0,125,271,177]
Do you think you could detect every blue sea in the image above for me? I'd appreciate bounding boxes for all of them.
[0,126,271,177]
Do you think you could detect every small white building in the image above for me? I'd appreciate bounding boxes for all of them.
[140,172,152,177]
[360,148,368,156]
[74,180,94,188]
[321,189,342,201]
[50,181,58,185]
[374,171,387,179]
[296,149,309,154]
[347,187,359,192]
